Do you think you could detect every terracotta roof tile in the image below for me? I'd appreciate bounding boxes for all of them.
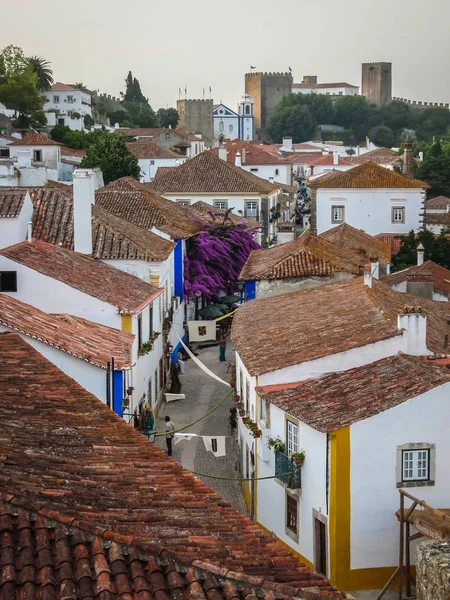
[0,333,344,599]
[310,161,427,189]
[256,354,450,432]
[424,212,450,226]
[150,151,280,195]
[154,166,175,180]
[127,141,181,159]
[0,240,162,314]
[364,147,396,157]
[31,187,175,261]
[382,260,450,298]
[374,233,405,256]
[319,223,392,263]
[345,155,400,167]
[213,142,290,166]
[231,277,450,375]
[97,177,202,239]
[308,155,351,167]
[283,152,322,165]
[60,146,86,158]
[239,231,362,281]
[50,82,77,91]
[185,201,259,228]
[10,133,62,147]
[0,295,133,368]
[0,188,29,218]
[425,195,450,210]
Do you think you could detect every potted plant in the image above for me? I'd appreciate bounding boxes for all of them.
[122,397,130,410]
[289,450,306,466]
[126,386,134,396]
[140,340,153,355]
[267,437,285,453]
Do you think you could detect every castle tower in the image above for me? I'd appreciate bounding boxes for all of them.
[245,72,293,133]
[238,93,255,140]
[361,63,392,106]
[176,98,214,143]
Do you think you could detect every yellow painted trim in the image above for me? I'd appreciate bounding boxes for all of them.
[258,522,314,570]
[121,315,133,334]
[254,376,258,522]
[242,480,251,513]
[150,275,160,286]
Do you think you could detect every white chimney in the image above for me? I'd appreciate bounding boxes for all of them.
[366,137,370,150]
[27,221,32,242]
[241,146,246,163]
[17,149,32,168]
[363,265,372,288]
[235,151,242,167]
[417,242,424,266]
[73,169,95,255]
[398,310,428,355]
[418,151,424,162]
[218,147,227,161]
[333,151,339,166]
[357,145,360,157]
[371,262,380,280]
[447,205,450,214]
[92,167,104,190]
[283,137,293,151]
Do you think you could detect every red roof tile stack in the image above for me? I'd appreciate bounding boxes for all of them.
[256,354,450,432]
[382,260,450,299]
[310,161,427,189]
[9,133,62,146]
[426,195,450,210]
[0,332,344,599]
[239,231,363,281]
[0,294,133,368]
[319,223,392,263]
[0,240,162,314]
[0,188,29,218]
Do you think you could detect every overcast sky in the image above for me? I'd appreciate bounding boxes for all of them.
[4,0,449,111]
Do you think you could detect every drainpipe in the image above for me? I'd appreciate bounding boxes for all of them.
[106,361,111,408]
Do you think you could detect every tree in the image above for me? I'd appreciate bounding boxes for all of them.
[334,95,370,139]
[74,82,86,90]
[83,114,95,130]
[0,68,41,117]
[368,125,395,148]
[156,107,179,129]
[379,101,413,133]
[123,71,147,103]
[50,124,71,143]
[27,56,53,90]
[392,229,450,271]
[80,132,140,184]
[122,100,157,128]
[416,153,450,198]
[268,104,316,143]
[0,45,26,83]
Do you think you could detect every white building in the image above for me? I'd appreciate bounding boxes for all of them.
[8,133,61,181]
[382,256,450,302]
[292,76,359,97]
[231,272,450,592]
[42,82,93,131]
[127,141,187,182]
[424,195,450,233]
[213,94,255,142]
[311,162,427,235]
[0,188,33,247]
[115,128,205,158]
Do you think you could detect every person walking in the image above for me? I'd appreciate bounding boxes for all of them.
[165,415,175,456]
[177,351,185,374]
[219,332,227,362]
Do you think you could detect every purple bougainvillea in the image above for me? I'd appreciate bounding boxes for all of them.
[184,218,260,301]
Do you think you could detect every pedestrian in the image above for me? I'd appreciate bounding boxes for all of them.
[165,415,175,456]
[219,331,227,362]
[177,351,185,374]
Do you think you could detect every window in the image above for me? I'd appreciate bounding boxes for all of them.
[339,91,343,95]
[245,201,259,220]
[331,205,345,224]
[214,200,228,210]
[67,95,74,103]
[258,395,267,426]
[392,207,405,223]
[150,160,155,165]
[0,271,17,292]
[397,443,435,487]
[176,199,191,206]
[58,118,65,126]
[0,148,10,158]
[275,169,279,176]
[287,420,298,455]
[250,167,259,173]
[137,313,143,350]
[229,124,233,132]
[33,150,42,163]
[219,121,224,132]
[245,104,251,115]
[53,95,60,103]
[286,494,298,534]
[149,305,153,337]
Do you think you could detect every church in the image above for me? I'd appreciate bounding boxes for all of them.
[213,93,255,142]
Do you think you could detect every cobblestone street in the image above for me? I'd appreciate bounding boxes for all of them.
[155,343,248,515]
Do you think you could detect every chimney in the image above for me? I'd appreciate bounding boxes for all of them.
[73,169,95,255]
[397,308,428,355]
[406,269,433,300]
[242,146,246,163]
[418,151,424,162]
[403,139,414,179]
[235,151,242,167]
[17,149,32,168]
[218,146,227,161]
[366,137,370,150]
[357,145,360,157]
[283,137,293,151]
[417,242,424,266]
[363,265,372,288]
[27,221,32,242]
[333,151,339,166]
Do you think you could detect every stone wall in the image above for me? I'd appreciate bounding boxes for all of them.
[245,72,293,134]
[176,99,213,143]
[416,539,450,600]
[361,62,392,106]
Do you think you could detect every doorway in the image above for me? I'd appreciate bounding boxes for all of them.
[314,516,327,576]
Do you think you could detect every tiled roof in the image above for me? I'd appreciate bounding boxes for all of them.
[0,133,16,142]
[424,212,450,226]
[256,354,450,432]
[154,166,175,179]
[0,240,162,314]
[174,129,203,142]
[116,127,165,138]
[97,177,202,239]
[293,82,358,89]
[50,82,76,91]
[9,133,62,146]
[311,161,428,189]
[284,152,323,165]
[150,151,280,195]
[31,187,175,261]
[426,195,450,209]
[0,333,344,599]
[239,231,362,281]
[60,145,86,158]
[0,295,133,368]
[127,141,181,159]
[0,188,28,218]
[267,143,322,153]
[231,277,450,376]
[374,233,405,256]
[213,142,290,165]
[382,260,450,299]
[309,154,352,167]
[185,201,260,228]
[319,223,392,263]
[345,155,400,167]
[363,147,396,157]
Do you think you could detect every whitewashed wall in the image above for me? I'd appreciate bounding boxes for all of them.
[139,157,186,183]
[9,145,60,170]
[388,280,448,302]
[0,195,32,249]
[241,164,291,186]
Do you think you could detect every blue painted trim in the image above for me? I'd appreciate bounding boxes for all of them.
[174,239,184,301]
[171,335,185,362]
[245,281,256,301]
[113,370,123,417]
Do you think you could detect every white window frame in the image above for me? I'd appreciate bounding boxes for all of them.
[245,201,258,219]
[286,420,298,455]
[53,95,60,103]
[331,205,345,224]
[392,206,405,224]
[396,443,435,488]
[67,95,74,103]
[176,199,191,206]
[213,200,228,211]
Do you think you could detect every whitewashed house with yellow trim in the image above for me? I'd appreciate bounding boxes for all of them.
[231,271,450,592]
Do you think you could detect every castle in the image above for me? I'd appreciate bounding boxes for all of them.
[245,72,293,134]
[361,63,392,106]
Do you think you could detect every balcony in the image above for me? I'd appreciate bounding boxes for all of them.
[275,450,302,489]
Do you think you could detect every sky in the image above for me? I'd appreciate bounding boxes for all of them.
[3,0,450,111]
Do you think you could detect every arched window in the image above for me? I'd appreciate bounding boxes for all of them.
[219,121,224,132]
[229,124,233,132]
[245,104,251,115]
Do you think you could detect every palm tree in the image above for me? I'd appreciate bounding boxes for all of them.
[74,82,86,90]
[28,56,53,91]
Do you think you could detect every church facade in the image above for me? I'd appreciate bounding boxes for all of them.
[213,94,255,142]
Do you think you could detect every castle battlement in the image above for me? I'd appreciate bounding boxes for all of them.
[245,72,292,78]
[393,97,449,109]
[179,99,213,104]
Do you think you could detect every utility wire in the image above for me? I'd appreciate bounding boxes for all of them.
[187,470,295,482]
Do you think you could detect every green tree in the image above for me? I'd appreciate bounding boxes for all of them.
[416,153,450,197]
[0,68,42,117]
[276,93,334,126]
[156,107,179,128]
[0,45,26,82]
[122,100,157,128]
[417,107,450,142]
[83,114,95,130]
[50,124,71,143]
[393,229,450,271]
[379,101,413,134]
[368,125,395,148]
[268,104,316,143]
[80,132,140,184]
[27,56,53,90]
[334,95,370,140]
[123,71,147,103]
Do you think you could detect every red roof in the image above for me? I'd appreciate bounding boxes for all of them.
[60,145,86,158]
[0,240,162,314]
[374,233,406,256]
[0,188,29,218]
[0,332,344,599]
[311,161,428,189]
[256,354,450,432]
[10,133,62,146]
[127,141,181,159]
[0,294,133,368]
[50,82,77,91]
[382,260,450,299]
[426,195,450,210]
[213,141,290,166]
[319,223,392,263]
[309,154,352,167]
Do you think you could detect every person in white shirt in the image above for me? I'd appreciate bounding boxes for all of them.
[164,416,175,456]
